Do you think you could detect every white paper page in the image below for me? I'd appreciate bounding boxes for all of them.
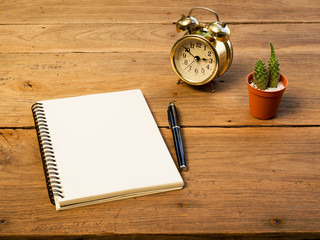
[39,90,183,207]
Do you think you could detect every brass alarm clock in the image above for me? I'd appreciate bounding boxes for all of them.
[170,7,233,88]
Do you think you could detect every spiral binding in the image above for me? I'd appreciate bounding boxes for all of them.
[31,103,64,205]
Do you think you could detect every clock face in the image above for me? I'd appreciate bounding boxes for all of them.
[171,35,218,85]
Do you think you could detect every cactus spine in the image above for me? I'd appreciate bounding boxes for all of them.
[253,60,268,90]
[253,42,280,90]
[268,42,280,88]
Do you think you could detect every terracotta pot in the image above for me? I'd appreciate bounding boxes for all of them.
[246,72,288,120]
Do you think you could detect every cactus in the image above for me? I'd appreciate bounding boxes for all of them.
[268,42,280,88]
[253,42,280,90]
[253,59,268,90]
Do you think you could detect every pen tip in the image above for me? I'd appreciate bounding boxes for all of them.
[169,102,174,107]
[180,165,188,172]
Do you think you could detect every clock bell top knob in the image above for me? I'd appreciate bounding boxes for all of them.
[208,22,230,42]
[176,14,199,32]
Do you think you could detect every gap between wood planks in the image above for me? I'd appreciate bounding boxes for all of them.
[0,125,319,130]
[172,21,320,25]
[0,21,319,26]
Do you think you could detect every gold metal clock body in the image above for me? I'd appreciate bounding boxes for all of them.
[170,7,233,86]
[170,34,233,86]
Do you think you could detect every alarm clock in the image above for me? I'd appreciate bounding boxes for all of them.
[170,7,233,89]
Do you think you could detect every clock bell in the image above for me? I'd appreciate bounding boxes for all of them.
[170,7,233,91]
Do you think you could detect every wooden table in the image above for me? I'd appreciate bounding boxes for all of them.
[0,1,319,239]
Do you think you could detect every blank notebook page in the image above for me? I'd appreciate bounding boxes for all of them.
[38,89,183,210]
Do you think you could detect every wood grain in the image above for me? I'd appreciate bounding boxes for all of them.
[0,0,319,24]
[1,0,319,239]
[0,50,319,127]
[0,23,319,127]
[0,128,319,237]
[0,23,319,53]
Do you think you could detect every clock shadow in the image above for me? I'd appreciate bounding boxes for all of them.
[176,78,232,93]
[176,80,215,93]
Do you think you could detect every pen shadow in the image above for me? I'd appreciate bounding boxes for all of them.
[175,106,189,183]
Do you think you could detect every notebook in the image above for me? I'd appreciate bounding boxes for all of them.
[31,89,184,210]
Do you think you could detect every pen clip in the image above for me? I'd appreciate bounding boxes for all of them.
[167,109,172,129]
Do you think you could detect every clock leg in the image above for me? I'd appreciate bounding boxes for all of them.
[177,79,183,85]
[209,82,215,93]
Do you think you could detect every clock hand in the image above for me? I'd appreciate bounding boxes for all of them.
[181,46,202,62]
[182,45,196,58]
[184,59,195,70]
[181,46,207,62]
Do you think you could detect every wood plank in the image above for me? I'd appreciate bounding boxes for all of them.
[0,23,319,53]
[0,50,319,127]
[0,127,319,237]
[0,24,319,127]
[0,0,319,24]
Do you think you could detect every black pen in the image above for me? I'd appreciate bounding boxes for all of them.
[167,102,187,171]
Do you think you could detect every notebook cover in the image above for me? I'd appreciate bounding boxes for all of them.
[32,89,184,210]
